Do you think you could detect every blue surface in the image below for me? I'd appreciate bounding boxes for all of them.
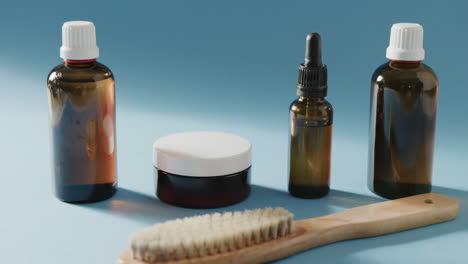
[1,0,467,263]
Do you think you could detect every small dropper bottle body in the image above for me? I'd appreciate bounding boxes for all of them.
[288,33,333,198]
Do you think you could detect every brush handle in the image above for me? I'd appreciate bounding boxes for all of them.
[263,193,458,262]
[118,193,459,264]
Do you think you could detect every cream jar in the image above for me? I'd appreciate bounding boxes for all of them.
[153,131,252,208]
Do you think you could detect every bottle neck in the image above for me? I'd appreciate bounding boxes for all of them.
[64,58,96,68]
[389,60,422,69]
[299,96,324,104]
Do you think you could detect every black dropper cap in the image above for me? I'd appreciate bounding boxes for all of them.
[297,33,328,98]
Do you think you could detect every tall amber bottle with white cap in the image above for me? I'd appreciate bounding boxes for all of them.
[47,21,117,203]
[368,23,438,199]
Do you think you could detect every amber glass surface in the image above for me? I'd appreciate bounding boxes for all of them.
[47,61,117,203]
[288,97,333,198]
[155,167,251,208]
[368,61,438,199]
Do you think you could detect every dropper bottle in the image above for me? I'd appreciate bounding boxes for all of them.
[288,32,333,198]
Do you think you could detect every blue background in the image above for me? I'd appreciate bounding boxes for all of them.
[1,0,467,263]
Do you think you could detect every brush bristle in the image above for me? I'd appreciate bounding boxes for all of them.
[130,207,294,262]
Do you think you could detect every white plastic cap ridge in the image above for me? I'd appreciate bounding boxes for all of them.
[153,131,252,177]
[386,23,425,61]
[60,21,99,60]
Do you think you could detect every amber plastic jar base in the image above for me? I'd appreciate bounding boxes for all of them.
[155,167,251,208]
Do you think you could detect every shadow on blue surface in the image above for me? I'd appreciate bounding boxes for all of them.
[80,185,386,223]
[79,185,467,263]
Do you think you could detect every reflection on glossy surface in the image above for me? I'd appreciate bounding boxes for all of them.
[288,97,333,198]
[155,167,251,208]
[368,61,438,199]
[47,61,117,203]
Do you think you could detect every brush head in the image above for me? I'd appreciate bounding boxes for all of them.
[130,207,294,262]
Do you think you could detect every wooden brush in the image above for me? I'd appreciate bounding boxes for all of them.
[118,193,458,264]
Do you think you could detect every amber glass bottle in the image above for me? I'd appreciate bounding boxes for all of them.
[47,21,117,203]
[368,23,438,199]
[288,33,333,198]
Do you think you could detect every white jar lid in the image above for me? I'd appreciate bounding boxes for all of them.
[153,131,252,177]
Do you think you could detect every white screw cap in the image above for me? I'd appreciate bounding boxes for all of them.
[153,131,252,177]
[60,21,99,60]
[386,23,424,61]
